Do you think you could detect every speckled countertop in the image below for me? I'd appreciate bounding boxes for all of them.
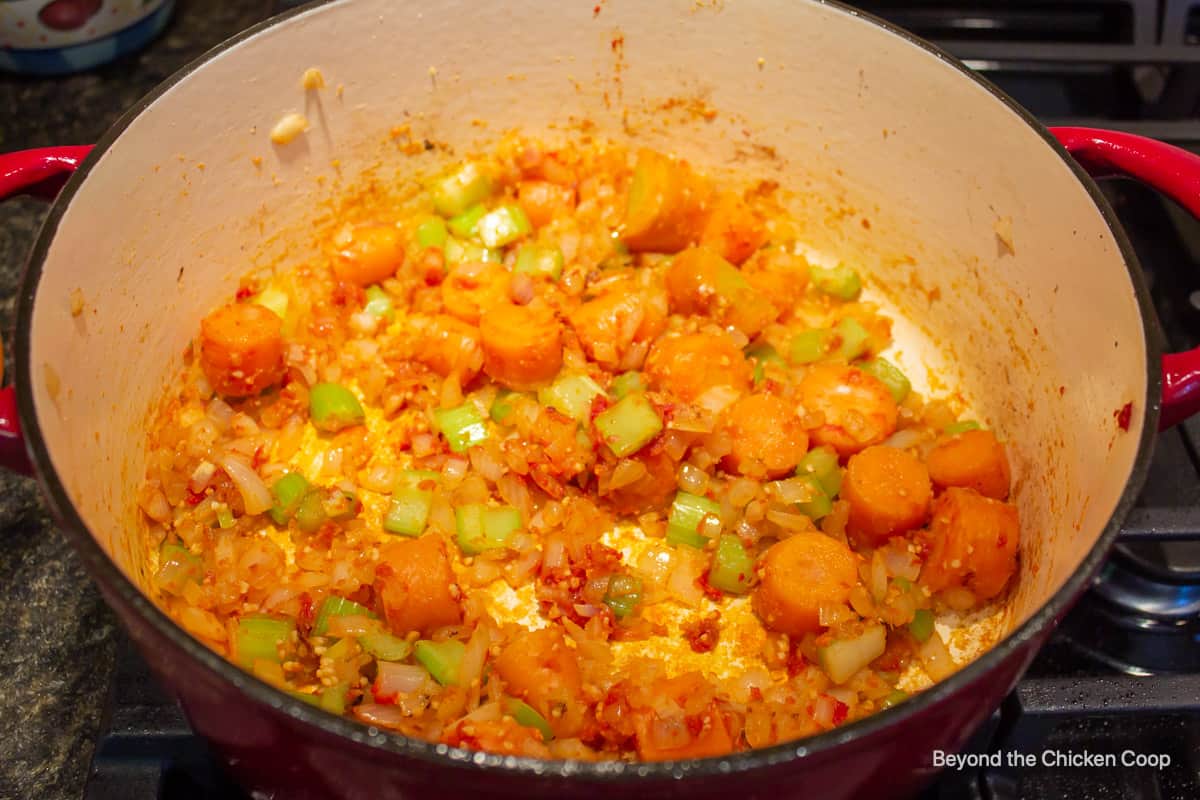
[0,3,273,797]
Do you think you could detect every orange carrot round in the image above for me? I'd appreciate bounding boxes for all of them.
[719,393,809,478]
[753,530,859,637]
[441,261,509,324]
[926,429,1012,500]
[198,302,285,398]
[334,223,404,285]
[644,331,751,402]
[842,445,932,545]
[920,487,1019,601]
[480,301,563,389]
[798,364,898,456]
[374,535,462,636]
[493,627,583,737]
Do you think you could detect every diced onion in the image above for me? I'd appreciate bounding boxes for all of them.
[459,626,490,688]
[216,454,273,515]
[610,458,648,490]
[882,543,921,582]
[918,630,957,681]
[375,663,428,697]
[694,385,741,416]
[677,463,709,495]
[882,428,923,451]
[354,703,408,727]
[206,397,234,431]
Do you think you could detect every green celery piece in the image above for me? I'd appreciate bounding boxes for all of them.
[324,489,361,521]
[747,343,786,385]
[833,317,872,361]
[415,639,466,686]
[667,491,721,548]
[708,534,755,595]
[447,203,487,239]
[415,215,449,250]
[790,329,832,364]
[309,383,365,433]
[514,244,564,280]
[158,542,202,593]
[252,286,289,320]
[434,403,489,453]
[504,697,554,741]
[456,504,523,555]
[312,595,377,637]
[234,615,295,669]
[539,373,604,421]
[444,237,502,266]
[795,446,842,497]
[384,487,433,537]
[432,162,495,217]
[944,420,982,435]
[295,490,328,534]
[270,472,309,525]
[792,475,833,520]
[909,608,935,643]
[478,203,532,248]
[490,389,521,423]
[603,574,643,619]
[881,689,910,710]
[359,631,413,661]
[609,371,646,400]
[319,682,350,715]
[594,393,663,457]
[893,576,913,592]
[811,263,862,300]
[860,357,911,403]
[364,285,395,322]
[215,503,235,529]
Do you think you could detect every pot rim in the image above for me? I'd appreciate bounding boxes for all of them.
[13,0,1161,782]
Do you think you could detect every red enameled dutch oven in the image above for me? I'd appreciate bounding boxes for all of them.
[3,1,1200,797]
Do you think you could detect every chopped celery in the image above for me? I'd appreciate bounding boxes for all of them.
[455,504,523,555]
[447,203,487,239]
[312,595,377,637]
[270,472,309,525]
[504,697,554,741]
[603,574,643,619]
[444,237,502,266]
[434,403,489,452]
[490,389,521,423]
[309,383,365,433]
[478,203,532,248]
[909,608,935,643]
[944,420,982,435]
[295,490,328,534]
[158,542,202,593]
[708,534,755,595]
[252,285,289,320]
[384,487,433,537]
[795,446,842,497]
[359,631,413,661]
[747,343,786,385]
[431,162,495,217]
[861,357,911,403]
[414,639,466,685]
[514,244,564,280]
[319,682,350,715]
[817,624,887,684]
[415,215,449,250]
[539,373,604,421]
[234,615,295,670]
[667,491,721,548]
[214,503,235,529]
[609,371,646,400]
[893,576,913,592]
[790,329,831,364]
[324,489,361,521]
[811,263,862,300]
[364,285,395,322]
[792,474,833,520]
[594,393,663,457]
[833,317,872,361]
[881,689,910,710]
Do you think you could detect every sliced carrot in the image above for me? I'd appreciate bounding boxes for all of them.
[493,628,584,737]
[601,449,678,515]
[622,149,712,253]
[410,314,484,383]
[700,191,767,265]
[517,179,577,229]
[842,445,932,545]
[753,530,859,637]
[744,247,809,320]
[635,702,734,761]
[198,302,285,398]
[920,487,1019,601]
[644,331,751,402]
[441,261,509,324]
[719,393,809,479]
[664,246,774,337]
[479,301,563,389]
[798,364,898,456]
[568,281,668,369]
[374,535,462,636]
[333,223,404,285]
[926,429,1012,500]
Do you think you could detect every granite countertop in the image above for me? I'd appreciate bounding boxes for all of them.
[0,3,272,797]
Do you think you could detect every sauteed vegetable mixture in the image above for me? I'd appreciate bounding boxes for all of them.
[141,137,1019,761]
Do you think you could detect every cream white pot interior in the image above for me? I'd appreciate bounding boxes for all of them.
[28,0,1146,654]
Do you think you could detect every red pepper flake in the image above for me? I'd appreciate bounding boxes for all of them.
[185,489,206,506]
[589,393,612,423]
[831,699,849,725]
[685,714,704,737]
[298,592,315,628]
[1058,385,1066,397]
[695,571,724,602]
[749,686,764,702]
[682,611,721,653]
[251,445,267,468]
[1115,402,1133,431]
[235,286,253,300]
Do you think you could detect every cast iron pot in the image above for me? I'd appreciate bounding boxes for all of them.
[3,1,1200,797]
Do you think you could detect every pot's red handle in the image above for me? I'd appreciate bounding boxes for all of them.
[1052,127,1200,430]
[0,145,92,475]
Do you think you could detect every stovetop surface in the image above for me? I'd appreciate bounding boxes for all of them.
[5,2,1200,799]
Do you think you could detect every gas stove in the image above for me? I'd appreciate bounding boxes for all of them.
[81,2,1200,798]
